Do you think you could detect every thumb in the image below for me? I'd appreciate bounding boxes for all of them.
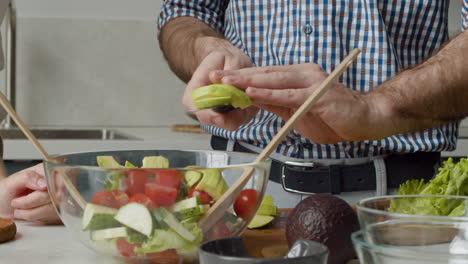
[7,164,47,193]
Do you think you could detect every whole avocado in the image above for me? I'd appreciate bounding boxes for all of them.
[286,194,359,264]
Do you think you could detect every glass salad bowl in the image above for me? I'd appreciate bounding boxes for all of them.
[354,195,468,263]
[43,150,271,264]
[356,195,468,228]
[352,219,468,264]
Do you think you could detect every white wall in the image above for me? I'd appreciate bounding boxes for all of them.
[15,0,161,20]
[10,0,194,127]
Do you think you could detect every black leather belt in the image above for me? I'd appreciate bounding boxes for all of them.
[211,136,441,194]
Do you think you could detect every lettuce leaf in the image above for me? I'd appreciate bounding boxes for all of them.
[389,158,468,216]
[135,225,203,255]
[102,171,125,191]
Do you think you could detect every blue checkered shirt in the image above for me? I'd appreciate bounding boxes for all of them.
[159,0,467,159]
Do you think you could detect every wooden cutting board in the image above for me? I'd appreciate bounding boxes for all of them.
[241,209,291,258]
[0,218,16,243]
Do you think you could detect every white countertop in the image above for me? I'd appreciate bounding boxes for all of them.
[0,221,124,264]
[3,126,212,160]
[2,125,468,160]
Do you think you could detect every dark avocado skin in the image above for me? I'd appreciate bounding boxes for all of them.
[212,105,235,113]
[286,194,359,264]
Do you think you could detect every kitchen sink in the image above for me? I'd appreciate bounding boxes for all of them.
[0,128,140,140]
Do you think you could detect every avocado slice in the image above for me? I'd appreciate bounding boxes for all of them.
[141,156,169,168]
[262,195,275,206]
[191,84,252,110]
[256,195,277,216]
[184,171,202,187]
[248,195,278,229]
[248,215,274,229]
[96,156,123,168]
[124,161,137,168]
[195,169,228,200]
[257,204,277,216]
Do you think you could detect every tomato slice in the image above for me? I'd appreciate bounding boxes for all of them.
[91,190,128,208]
[233,189,259,220]
[111,190,130,208]
[126,170,151,196]
[116,238,141,257]
[145,183,178,207]
[91,190,117,208]
[153,169,182,190]
[128,193,156,209]
[188,186,213,205]
[147,249,180,264]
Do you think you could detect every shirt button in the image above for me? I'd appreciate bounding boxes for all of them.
[302,24,313,36]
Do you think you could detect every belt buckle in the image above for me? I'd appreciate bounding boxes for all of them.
[281,161,316,195]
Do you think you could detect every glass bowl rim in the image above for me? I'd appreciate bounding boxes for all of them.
[351,228,468,258]
[356,194,468,221]
[44,149,271,171]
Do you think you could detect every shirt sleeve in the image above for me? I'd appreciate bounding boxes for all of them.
[462,0,468,31]
[158,0,228,34]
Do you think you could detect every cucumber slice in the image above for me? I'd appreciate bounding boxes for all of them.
[172,197,200,212]
[180,217,198,225]
[91,227,127,240]
[174,207,202,221]
[114,203,153,237]
[82,203,120,231]
[142,156,169,168]
[126,228,148,244]
[158,208,196,241]
[152,209,169,229]
[184,171,202,188]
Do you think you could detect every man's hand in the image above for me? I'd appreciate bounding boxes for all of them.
[214,63,385,143]
[184,37,258,130]
[0,164,62,224]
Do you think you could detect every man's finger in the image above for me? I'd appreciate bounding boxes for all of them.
[210,63,321,81]
[246,87,309,108]
[14,203,61,225]
[220,71,313,89]
[7,165,47,193]
[23,171,47,192]
[11,190,51,209]
[196,106,258,130]
[254,103,293,123]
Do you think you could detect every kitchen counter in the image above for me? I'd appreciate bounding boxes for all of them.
[2,126,212,160]
[0,212,290,264]
[0,221,124,264]
[3,125,468,161]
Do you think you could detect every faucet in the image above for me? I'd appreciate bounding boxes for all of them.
[1,1,15,129]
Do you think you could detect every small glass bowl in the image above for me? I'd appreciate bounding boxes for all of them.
[356,195,468,228]
[352,219,468,264]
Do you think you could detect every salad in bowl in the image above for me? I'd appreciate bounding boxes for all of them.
[44,150,271,264]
